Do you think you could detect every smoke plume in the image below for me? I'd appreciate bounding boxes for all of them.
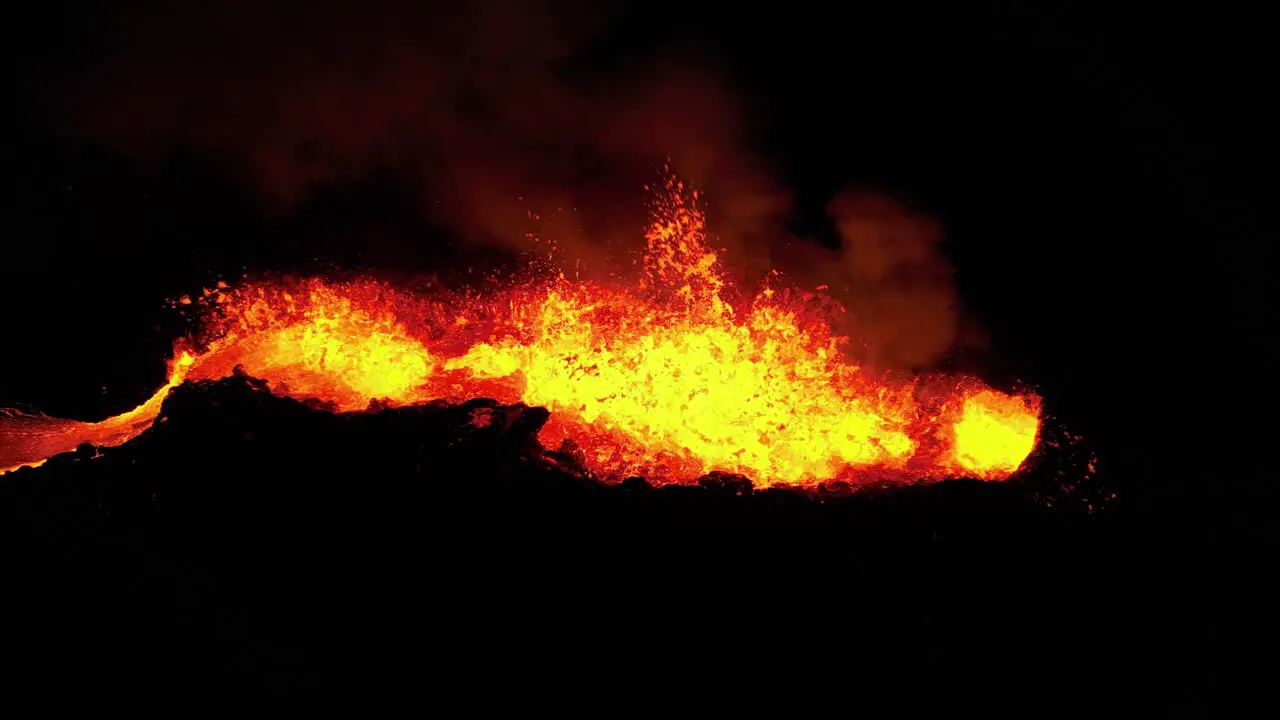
[69,2,772,265]
[826,191,959,369]
[773,191,961,370]
[64,0,962,368]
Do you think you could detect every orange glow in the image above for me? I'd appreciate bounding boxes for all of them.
[950,390,1042,478]
[0,171,1042,486]
[0,351,195,474]
[189,285,436,411]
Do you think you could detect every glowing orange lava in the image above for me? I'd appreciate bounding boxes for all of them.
[0,173,1042,486]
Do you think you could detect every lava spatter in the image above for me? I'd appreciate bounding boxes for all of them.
[1,171,1041,486]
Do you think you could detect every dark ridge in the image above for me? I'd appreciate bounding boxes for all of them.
[0,376,1214,706]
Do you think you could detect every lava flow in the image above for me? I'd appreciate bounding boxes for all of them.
[0,173,1042,486]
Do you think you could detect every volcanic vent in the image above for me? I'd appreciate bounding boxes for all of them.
[0,173,1042,485]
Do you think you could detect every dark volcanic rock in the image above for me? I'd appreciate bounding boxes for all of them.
[0,376,1188,706]
[697,471,754,496]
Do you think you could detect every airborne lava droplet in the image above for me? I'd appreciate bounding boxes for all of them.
[1,171,1042,486]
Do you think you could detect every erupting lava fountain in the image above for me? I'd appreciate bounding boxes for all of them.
[0,172,1042,486]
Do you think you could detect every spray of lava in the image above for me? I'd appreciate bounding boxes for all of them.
[0,173,1041,486]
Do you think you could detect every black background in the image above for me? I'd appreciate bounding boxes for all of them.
[1,0,1275,707]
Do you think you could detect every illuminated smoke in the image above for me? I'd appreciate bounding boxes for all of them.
[1,175,1040,485]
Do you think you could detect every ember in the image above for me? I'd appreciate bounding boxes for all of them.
[0,172,1041,485]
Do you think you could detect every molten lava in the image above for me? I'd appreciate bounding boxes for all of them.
[0,173,1042,486]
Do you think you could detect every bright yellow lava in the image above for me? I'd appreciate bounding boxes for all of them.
[952,390,1041,476]
[0,172,1043,486]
